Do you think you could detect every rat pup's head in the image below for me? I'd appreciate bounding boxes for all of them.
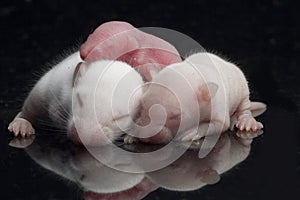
[134,62,218,144]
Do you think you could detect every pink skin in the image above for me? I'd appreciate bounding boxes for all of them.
[80,21,182,81]
[83,178,158,200]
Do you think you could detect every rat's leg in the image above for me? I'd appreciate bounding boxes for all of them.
[8,82,48,137]
[236,98,263,132]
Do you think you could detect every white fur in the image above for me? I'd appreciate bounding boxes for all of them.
[71,60,144,144]
[135,52,266,144]
[8,51,144,145]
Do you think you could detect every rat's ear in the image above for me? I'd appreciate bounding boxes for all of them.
[196,82,218,102]
[72,62,88,87]
[250,102,267,117]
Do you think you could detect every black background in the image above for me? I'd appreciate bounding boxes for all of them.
[0,0,299,199]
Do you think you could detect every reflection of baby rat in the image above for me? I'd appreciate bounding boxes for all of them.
[18,136,157,199]
[146,132,252,191]
[9,130,252,199]
[8,52,144,145]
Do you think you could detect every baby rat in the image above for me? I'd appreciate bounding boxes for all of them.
[130,52,266,144]
[8,52,144,145]
[80,21,182,81]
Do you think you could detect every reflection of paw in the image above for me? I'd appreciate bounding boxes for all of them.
[8,118,35,137]
[181,130,199,142]
[9,135,35,148]
[124,135,139,144]
[236,116,263,132]
[236,129,263,139]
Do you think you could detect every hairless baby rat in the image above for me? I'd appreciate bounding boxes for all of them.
[80,21,182,81]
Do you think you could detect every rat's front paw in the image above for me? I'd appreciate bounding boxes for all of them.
[236,116,263,132]
[8,118,35,137]
[124,135,139,144]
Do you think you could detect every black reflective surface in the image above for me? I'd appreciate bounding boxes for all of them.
[5,131,252,200]
[0,0,298,200]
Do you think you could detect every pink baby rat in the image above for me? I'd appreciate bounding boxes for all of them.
[80,21,182,81]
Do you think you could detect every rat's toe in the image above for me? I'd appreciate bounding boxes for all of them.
[257,122,263,129]
[12,124,20,136]
[245,118,255,131]
[9,118,34,137]
[236,120,245,131]
[20,130,26,137]
[249,120,263,132]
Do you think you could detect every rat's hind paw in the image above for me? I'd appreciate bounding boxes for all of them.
[236,116,263,132]
[8,118,35,137]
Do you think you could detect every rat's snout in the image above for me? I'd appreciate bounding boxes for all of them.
[134,115,174,144]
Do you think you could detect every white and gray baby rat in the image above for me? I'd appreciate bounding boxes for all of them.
[8,52,144,145]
